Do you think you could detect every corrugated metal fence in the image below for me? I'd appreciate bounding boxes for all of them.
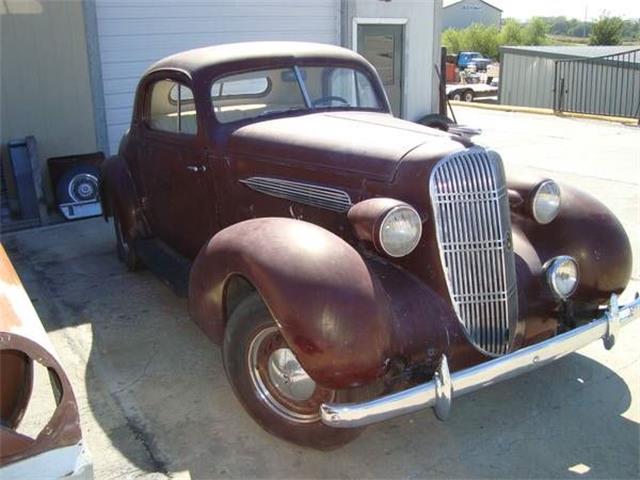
[553,48,640,121]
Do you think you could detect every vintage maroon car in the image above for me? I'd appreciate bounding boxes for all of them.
[101,42,638,449]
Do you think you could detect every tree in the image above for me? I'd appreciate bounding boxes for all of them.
[498,19,523,46]
[442,28,461,54]
[549,17,569,36]
[459,23,500,58]
[589,16,624,45]
[621,18,640,41]
[442,24,499,58]
[522,17,549,45]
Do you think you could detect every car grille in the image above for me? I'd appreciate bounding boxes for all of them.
[429,148,518,356]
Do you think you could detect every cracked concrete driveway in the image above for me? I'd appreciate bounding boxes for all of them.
[2,108,639,479]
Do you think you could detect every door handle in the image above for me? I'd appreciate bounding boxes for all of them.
[186,165,207,173]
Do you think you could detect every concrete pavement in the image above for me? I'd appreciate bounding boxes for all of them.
[3,109,639,479]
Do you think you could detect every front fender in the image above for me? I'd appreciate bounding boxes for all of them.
[188,218,393,389]
[510,177,632,305]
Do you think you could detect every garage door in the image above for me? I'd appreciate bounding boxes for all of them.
[94,0,340,154]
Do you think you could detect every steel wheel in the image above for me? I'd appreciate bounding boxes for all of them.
[247,326,334,423]
[222,293,364,449]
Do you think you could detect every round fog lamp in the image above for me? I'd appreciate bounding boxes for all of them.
[531,180,561,224]
[546,256,578,299]
[379,206,422,257]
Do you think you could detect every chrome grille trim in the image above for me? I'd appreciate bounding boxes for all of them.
[239,177,352,212]
[429,148,518,356]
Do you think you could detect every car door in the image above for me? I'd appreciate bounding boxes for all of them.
[138,76,215,259]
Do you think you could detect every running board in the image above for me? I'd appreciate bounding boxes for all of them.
[134,238,191,297]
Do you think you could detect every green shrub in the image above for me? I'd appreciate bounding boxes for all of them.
[589,16,624,45]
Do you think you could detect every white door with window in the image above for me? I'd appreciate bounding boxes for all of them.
[356,23,405,117]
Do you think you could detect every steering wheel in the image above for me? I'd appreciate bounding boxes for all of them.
[312,96,350,108]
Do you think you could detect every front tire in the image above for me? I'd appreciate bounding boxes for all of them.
[223,293,364,449]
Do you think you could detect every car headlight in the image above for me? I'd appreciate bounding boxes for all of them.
[546,256,579,299]
[531,180,561,224]
[378,205,422,257]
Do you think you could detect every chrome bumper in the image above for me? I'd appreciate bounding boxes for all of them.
[320,294,640,428]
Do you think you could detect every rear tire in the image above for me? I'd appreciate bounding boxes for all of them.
[114,210,141,271]
[223,293,364,450]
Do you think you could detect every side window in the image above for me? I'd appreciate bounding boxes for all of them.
[148,80,197,135]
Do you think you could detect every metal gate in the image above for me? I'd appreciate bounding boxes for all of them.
[553,48,640,121]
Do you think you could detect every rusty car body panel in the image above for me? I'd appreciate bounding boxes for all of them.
[100,42,635,442]
[0,245,92,478]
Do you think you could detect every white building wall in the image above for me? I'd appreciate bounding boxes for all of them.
[93,0,340,154]
[342,0,442,122]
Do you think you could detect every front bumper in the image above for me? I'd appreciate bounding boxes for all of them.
[320,294,640,428]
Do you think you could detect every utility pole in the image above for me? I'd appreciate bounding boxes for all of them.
[583,5,588,38]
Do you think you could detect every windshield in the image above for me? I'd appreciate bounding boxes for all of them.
[211,65,384,124]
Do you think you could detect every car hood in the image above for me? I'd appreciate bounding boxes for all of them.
[227,111,467,182]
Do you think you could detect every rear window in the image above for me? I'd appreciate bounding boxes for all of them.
[211,77,270,97]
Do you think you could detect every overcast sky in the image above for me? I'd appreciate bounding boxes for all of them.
[486,0,640,21]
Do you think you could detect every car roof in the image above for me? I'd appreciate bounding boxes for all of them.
[145,41,368,80]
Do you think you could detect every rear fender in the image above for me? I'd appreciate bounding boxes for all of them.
[188,217,394,389]
[100,155,147,240]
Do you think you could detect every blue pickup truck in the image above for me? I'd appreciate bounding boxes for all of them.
[456,51,492,71]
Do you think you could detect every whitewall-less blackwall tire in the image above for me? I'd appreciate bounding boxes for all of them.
[222,293,364,449]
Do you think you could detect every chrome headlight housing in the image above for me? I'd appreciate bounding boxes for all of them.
[546,256,579,299]
[531,180,561,224]
[378,205,422,257]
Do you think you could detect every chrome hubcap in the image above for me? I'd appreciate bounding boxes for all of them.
[267,348,316,402]
[68,174,98,202]
[248,326,325,423]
